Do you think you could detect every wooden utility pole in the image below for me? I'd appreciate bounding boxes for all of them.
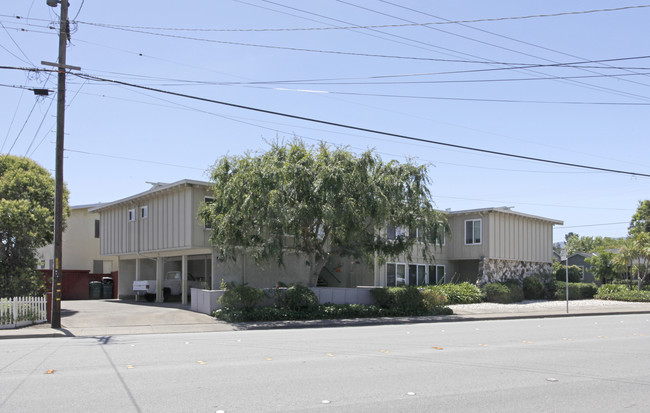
[50,0,70,328]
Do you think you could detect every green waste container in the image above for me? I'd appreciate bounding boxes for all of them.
[101,277,114,299]
[89,281,102,299]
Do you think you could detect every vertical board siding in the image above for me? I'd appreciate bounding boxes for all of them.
[97,183,214,256]
[481,211,554,263]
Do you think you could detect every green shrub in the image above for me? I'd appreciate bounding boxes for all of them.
[554,282,586,300]
[597,284,628,295]
[390,286,426,313]
[482,283,512,303]
[370,288,392,308]
[594,284,650,303]
[595,284,650,302]
[218,282,265,311]
[370,286,452,316]
[276,284,318,311]
[545,280,559,300]
[555,265,583,283]
[420,289,448,311]
[578,283,598,299]
[213,302,453,322]
[503,279,524,302]
[523,276,545,300]
[428,282,482,304]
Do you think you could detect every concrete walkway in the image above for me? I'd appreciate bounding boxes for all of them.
[2,298,650,339]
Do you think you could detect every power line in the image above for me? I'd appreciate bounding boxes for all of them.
[0,21,35,66]
[63,4,650,32]
[378,0,650,93]
[72,72,650,178]
[255,85,650,106]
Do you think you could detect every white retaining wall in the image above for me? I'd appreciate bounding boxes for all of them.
[191,287,376,315]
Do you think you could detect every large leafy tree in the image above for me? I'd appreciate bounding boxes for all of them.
[629,200,650,236]
[613,201,650,290]
[200,140,448,286]
[565,234,625,255]
[0,155,68,296]
[585,250,621,284]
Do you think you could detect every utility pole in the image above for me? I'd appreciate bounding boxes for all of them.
[45,0,71,328]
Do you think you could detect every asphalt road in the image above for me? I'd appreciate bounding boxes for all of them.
[2,314,650,412]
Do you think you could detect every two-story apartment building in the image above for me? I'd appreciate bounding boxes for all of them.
[377,208,562,287]
[92,179,563,302]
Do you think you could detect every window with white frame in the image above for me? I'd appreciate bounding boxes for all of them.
[465,219,482,245]
[128,209,136,222]
[140,205,148,219]
[386,263,406,286]
[408,264,427,286]
[428,265,445,284]
[410,226,445,245]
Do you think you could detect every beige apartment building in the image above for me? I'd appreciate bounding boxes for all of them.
[91,180,562,302]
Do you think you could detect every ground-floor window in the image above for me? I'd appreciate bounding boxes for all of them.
[387,263,445,286]
[386,263,406,286]
[429,265,445,285]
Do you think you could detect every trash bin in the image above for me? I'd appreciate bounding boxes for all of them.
[101,277,114,299]
[89,281,102,299]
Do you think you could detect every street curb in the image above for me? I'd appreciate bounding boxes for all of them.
[227,309,650,330]
[3,309,650,338]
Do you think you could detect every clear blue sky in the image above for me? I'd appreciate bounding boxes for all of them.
[2,1,649,243]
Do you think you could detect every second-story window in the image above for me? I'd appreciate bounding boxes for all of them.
[203,197,216,229]
[387,224,407,240]
[140,206,148,219]
[128,209,135,222]
[465,219,482,245]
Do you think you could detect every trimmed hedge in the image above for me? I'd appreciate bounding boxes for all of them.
[214,284,453,322]
[553,282,599,300]
[214,303,453,322]
[370,286,448,315]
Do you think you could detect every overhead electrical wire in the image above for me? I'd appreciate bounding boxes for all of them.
[339,0,650,99]
[379,0,650,91]
[3,66,648,174]
[251,0,650,103]
[44,4,650,32]
[69,71,650,178]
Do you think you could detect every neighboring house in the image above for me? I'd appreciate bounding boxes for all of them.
[37,204,118,274]
[561,253,597,284]
[91,180,563,301]
[36,204,119,300]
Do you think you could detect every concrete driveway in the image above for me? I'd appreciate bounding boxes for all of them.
[60,299,237,336]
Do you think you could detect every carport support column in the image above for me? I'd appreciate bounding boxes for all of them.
[135,258,141,301]
[156,257,164,303]
[181,255,188,305]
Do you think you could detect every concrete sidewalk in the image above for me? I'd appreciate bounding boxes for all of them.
[2,299,650,339]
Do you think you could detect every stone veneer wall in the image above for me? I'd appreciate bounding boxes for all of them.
[477,258,551,286]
